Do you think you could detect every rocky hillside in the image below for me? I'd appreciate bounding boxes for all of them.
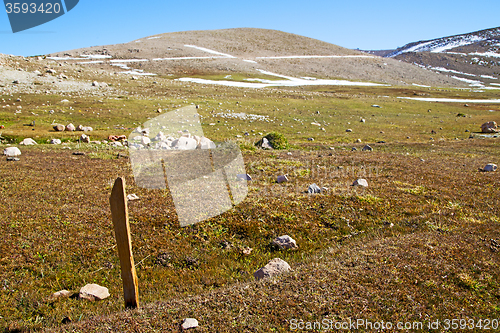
[46,28,463,87]
[383,27,500,89]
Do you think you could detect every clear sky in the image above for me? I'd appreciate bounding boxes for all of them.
[1,0,499,57]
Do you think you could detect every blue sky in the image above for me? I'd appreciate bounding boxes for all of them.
[1,0,499,56]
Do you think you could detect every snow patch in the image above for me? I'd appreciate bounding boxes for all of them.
[256,55,374,59]
[177,70,387,88]
[109,59,149,63]
[243,59,258,63]
[80,55,112,59]
[481,75,498,80]
[431,67,476,77]
[450,76,484,87]
[152,56,224,61]
[470,52,500,58]
[120,71,156,76]
[398,97,500,103]
[148,37,161,40]
[412,83,431,87]
[184,45,236,58]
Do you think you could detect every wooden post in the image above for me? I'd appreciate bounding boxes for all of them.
[109,177,140,309]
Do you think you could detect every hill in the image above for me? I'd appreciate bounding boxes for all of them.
[47,28,463,87]
[383,27,500,89]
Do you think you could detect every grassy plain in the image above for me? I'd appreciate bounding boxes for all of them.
[0,77,499,331]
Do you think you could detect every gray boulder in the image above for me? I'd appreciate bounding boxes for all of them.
[254,258,291,280]
[483,163,498,172]
[272,235,298,250]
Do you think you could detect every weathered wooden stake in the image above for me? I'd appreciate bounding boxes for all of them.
[109,177,140,309]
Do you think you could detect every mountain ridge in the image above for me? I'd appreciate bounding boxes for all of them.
[46,28,463,87]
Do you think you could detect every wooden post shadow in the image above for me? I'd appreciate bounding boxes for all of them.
[110,177,140,309]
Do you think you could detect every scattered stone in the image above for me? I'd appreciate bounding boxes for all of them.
[75,125,84,131]
[6,157,20,161]
[4,147,21,156]
[49,290,72,301]
[20,138,37,145]
[273,235,298,250]
[377,141,386,144]
[79,284,110,301]
[12,80,19,84]
[50,139,62,145]
[66,123,75,132]
[307,183,321,194]
[481,121,498,133]
[236,174,252,181]
[355,139,362,143]
[352,179,369,187]
[92,81,99,87]
[260,137,273,149]
[53,124,65,132]
[372,105,381,108]
[72,152,85,156]
[108,135,127,141]
[346,129,353,133]
[241,247,253,256]
[46,69,57,74]
[277,175,288,183]
[362,145,373,151]
[254,258,291,280]
[307,137,314,141]
[287,152,292,156]
[61,317,72,324]
[181,318,199,330]
[483,163,498,172]
[80,134,90,143]
[127,194,140,201]
[360,118,366,123]
[351,147,357,151]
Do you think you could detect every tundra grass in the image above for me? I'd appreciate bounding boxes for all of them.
[0,83,499,331]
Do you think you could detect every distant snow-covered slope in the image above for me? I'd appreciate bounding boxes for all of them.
[388,26,500,57]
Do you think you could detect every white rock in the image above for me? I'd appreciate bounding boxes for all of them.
[80,134,90,143]
[352,179,369,187]
[362,145,373,151]
[50,139,62,145]
[75,124,84,131]
[49,290,72,301]
[484,163,498,172]
[173,137,197,150]
[272,235,298,250]
[260,137,273,149]
[181,318,199,330]
[308,183,321,194]
[3,147,21,156]
[141,136,151,146]
[127,194,140,201]
[82,126,93,132]
[66,123,75,131]
[79,284,110,301]
[254,258,291,280]
[20,138,37,145]
[198,137,216,149]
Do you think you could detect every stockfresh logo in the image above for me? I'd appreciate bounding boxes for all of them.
[4,0,79,33]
